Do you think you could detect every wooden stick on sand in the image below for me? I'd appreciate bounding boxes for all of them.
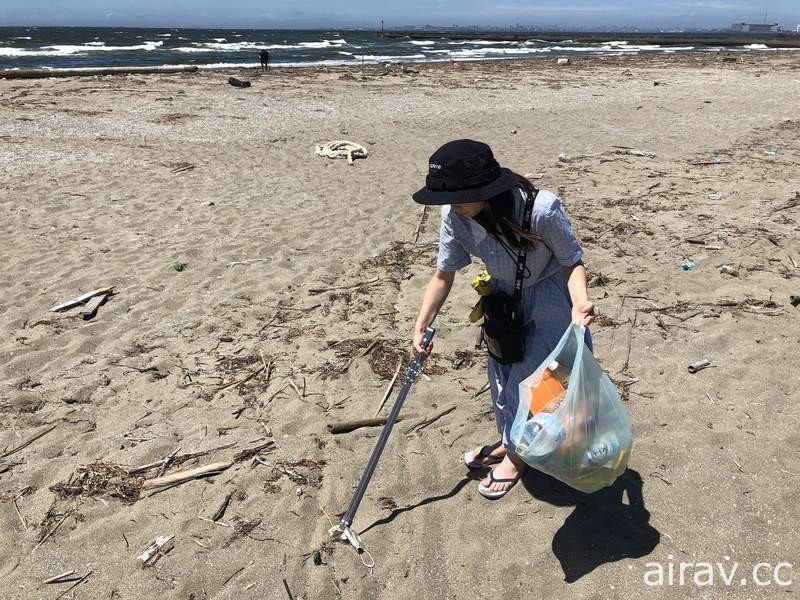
[327,416,410,435]
[142,461,233,491]
[50,287,114,312]
[2,424,57,459]
[374,360,402,417]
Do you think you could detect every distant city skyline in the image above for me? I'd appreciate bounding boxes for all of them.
[1,1,799,30]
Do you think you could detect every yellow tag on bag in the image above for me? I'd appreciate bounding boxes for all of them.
[468,269,492,322]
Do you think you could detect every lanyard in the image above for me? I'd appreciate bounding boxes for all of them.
[513,188,538,302]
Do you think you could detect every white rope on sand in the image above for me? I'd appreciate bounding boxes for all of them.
[314,140,368,165]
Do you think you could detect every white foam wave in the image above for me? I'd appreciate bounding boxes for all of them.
[0,40,164,57]
[448,40,508,45]
[358,54,426,61]
[13,36,32,40]
[447,47,551,57]
[157,33,172,38]
[744,43,769,49]
[298,39,348,48]
[213,38,227,43]
[189,39,350,52]
[175,47,217,53]
[406,40,435,46]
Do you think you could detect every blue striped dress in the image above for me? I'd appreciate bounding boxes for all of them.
[436,187,592,450]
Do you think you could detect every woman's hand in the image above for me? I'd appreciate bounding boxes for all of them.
[572,300,596,327]
[412,322,433,356]
[562,261,594,327]
[411,269,454,356]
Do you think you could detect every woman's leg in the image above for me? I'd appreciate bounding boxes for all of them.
[479,320,561,492]
[467,356,509,465]
[479,352,538,491]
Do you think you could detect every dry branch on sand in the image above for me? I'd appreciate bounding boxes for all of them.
[142,461,233,491]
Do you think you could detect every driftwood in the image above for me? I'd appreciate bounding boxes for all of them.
[50,287,114,312]
[212,491,235,522]
[283,578,295,600]
[82,292,111,320]
[1,66,198,80]
[127,442,236,475]
[413,205,428,244]
[327,416,409,434]
[215,366,264,394]
[137,536,175,567]
[233,442,276,462]
[53,571,92,600]
[472,382,490,399]
[688,359,712,374]
[141,461,233,490]
[2,424,57,459]
[34,513,69,551]
[43,570,78,584]
[374,360,402,417]
[405,405,457,434]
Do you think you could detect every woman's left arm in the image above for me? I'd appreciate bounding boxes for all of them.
[562,261,595,326]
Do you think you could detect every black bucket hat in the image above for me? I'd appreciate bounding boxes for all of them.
[412,139,517,205]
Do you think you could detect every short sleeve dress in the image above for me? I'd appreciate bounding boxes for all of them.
[436,187,592,450]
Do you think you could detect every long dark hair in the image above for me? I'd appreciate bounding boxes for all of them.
[473,172,541,251]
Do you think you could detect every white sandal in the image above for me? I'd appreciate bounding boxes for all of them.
[463,445,503,469]
[477,469,522,500]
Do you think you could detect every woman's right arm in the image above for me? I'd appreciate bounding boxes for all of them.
[412,269,455,355]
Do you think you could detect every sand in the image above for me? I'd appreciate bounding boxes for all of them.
[1,51,799,599]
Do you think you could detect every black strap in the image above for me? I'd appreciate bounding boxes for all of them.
[513,188,538,302]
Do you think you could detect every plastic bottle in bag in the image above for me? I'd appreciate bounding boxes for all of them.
[516,413,565,458]
[528,360,571,415]
[584,432,621,467]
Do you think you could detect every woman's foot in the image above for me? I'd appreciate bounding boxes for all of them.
[464,441,506,469]
[477,453,526,499]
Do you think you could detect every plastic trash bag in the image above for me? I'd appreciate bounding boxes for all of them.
[510,323,632,493]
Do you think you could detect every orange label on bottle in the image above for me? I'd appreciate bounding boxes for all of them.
[529,369,565,415]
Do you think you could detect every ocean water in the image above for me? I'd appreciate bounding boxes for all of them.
[0,27,783,71]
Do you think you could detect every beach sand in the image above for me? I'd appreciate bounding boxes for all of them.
[1,51,799,599]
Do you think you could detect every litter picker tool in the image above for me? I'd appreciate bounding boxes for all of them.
[329,327,435,568]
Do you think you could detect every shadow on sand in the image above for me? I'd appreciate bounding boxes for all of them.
[358,473,480,536]
[521,467,661,583]
[357,467,658,584]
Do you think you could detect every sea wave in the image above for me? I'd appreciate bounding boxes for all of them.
[447,40,509,45]
[0,40,164,57]
[174,47,217,53]
[744,43,769,49]
[357,54,426,61]
[406,40,435,46]
[446,47,552,57]
[189,39,349,52]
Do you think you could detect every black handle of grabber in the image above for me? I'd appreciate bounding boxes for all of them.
[339,327,435,531]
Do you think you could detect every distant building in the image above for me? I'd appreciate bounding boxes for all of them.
[731,22,780,33]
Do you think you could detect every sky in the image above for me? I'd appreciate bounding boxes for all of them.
[0,0,798,30]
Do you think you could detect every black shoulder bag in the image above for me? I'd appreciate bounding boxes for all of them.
[481,188,538,365]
